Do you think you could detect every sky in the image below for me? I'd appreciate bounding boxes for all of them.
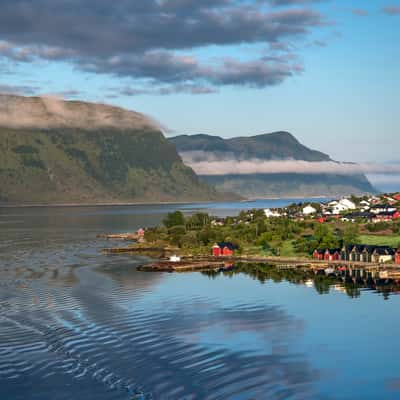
[0,0,399,170]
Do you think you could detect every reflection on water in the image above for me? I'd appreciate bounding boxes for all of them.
[1,203,400,399]
[204,263,400,300]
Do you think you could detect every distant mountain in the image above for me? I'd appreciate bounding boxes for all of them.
[170,132,330,162]
[169,132,376,198]
[0,95,232,204]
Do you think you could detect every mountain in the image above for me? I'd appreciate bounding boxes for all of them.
[170,132,330,162]
[0,95,231,204]
[169,132,376,198]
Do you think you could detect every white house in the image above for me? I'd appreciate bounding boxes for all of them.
[302,205,317,215]
[331,198,356,215]
[370,205,397,214]
[339,198,356,210]
[264,208,281,218]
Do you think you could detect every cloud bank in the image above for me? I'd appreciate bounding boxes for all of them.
[0,94,160,130]
[180,152,400,176]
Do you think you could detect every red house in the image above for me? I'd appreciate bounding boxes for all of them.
[372,211,400,222]
[137,228,145,237]
[313,249,324,260]
[212,242,236,257]
[394,194,400,201]
[324,249,341,261]
[396,250,400,265]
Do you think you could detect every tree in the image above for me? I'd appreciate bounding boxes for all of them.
[313,224,340,250]
[342,224,360,246]
[163,211,185,228]
[168,225,186,246]
[197,228,218,246]
[186,212,210,230]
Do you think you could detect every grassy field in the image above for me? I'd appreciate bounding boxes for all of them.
[358,235,400,247]
[243,241,304,258]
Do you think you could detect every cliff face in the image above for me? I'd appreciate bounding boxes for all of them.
[0,95,225,204]
[170,132,376,199]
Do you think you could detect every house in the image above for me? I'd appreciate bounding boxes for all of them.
[313,249,325,260]
[331,198,356,215]
[395,250,400,265]
[371,247,395,264]
[341,245,369,262]
[211,218,225,226]
[340,244,396,263]
[331,204,347,215]
[394,194,400,202]
[264,208,281,218]
[341,212,373,222]
[372,211,400,222]
[370,204,397,214]
[212,242,237,257]
[360,246,375,263]
[339,198,356,210]
[324,249,341,261]
[368,196,381,205]
[137,228,145,237]
[303,205,317,215]
[360,200,371,212]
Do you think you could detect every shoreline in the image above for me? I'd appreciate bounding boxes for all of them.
[133,254,400,272]
[0,195,335,209]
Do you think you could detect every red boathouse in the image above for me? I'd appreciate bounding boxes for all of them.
[212,242,236,257]
[396,250,400,265]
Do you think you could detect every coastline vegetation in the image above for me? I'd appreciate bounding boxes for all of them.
[143,194,400,258]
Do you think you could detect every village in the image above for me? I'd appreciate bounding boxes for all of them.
[102,192,400,271]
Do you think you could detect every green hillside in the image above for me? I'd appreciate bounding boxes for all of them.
[0,127,227,204]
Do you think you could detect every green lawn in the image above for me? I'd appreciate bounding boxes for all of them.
[358,235,400,247]
[243,241,305,257]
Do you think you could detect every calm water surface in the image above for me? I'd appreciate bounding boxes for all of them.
[0,200,399,400]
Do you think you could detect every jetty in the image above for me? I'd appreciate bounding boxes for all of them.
[97,233,139,241]
[137,260,230,272]
[136,255,400,277]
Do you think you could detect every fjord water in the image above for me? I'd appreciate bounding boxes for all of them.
[1,201,400,400]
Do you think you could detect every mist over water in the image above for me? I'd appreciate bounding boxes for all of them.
[1,202,400,399]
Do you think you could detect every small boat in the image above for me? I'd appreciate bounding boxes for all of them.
[325,267,335,275]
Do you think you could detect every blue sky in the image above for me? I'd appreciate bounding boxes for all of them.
[0,0,399,165]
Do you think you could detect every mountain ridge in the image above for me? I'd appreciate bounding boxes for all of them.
[169,132,376,198]
[170,131,331,162]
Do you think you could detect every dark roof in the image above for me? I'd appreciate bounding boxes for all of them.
[374,211,397,216]
[371,204,396,210]
[342,244,395,255]
[324,248,341,253]
[344,212,373,218]
[372,246,395,255]
[314,249,325,254]
[217,242,238,250]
